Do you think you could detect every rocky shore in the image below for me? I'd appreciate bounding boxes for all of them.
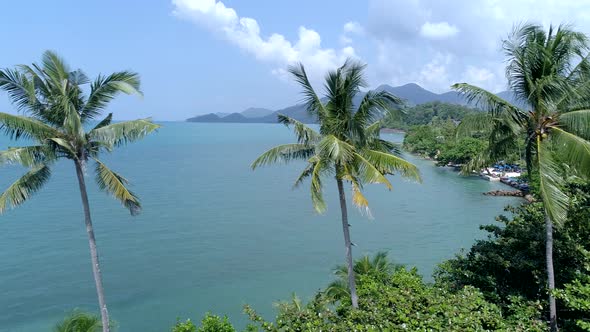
[484,190,534,202]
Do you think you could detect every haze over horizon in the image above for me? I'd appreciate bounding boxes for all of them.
[2,0,590,120]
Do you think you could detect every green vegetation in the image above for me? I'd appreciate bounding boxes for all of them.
[4,22,590,332]
[383,101,475,130]
[453,23,590,330]
[437,180,590,330]
[0,51,159,332]
[172,313,242,332]
[53,311,104,332]
[252,60,421,308]
[242,252,545,331]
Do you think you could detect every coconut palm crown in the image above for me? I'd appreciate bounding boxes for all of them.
[252,59,421,308]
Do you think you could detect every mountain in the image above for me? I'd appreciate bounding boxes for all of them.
[186,83,514,124]
[241,107,274,118]
[188,112,260,123]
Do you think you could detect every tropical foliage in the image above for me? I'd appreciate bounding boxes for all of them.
[172,313,242,332]
[53,311,103,332]
[244,253,546,331]
[436,180,590,330]
[452,24,590,330]
[252,59,421,308]
[0,51,159,332]
[383,101,476,130]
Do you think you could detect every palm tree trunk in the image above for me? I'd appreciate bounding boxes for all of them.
[75,160,111,332]
[336,177,359,309]
[545,212,558,332]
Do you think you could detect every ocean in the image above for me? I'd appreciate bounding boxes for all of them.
[0,122,518,331]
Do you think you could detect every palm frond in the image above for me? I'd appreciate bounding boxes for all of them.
[92,113,113,131]
[53,311,102,332]
[537,136,569,225]
[456,113,494,138]
[94,158,141,215]
[0,112,60,141]
[310,159,326,213]
[351,152,392,189]
[0,164,51,214]
[559,110,590,140]
[293,158,316,189]
[551,127,590,178]
[0,68,39,113]
[251,143,315,169]
[354,91,402,131]
[0,145,56,167]
[317,135,355,164]
[41,50,71,84]
[277,114,320,145]
[81,71,142,121]
[452,83,527,126]
[361,149,421,182]
[288,63,326,122]
[89,119,159,147]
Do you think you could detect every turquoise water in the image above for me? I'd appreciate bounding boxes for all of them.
[0,123,518,331]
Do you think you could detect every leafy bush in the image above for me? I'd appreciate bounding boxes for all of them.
[436,181,590,329]
[245,256,545,331]
[172,313,237,332]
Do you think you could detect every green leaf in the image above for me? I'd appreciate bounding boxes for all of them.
[0,145,55,167]
[361,149,421,182]
[277,114,320,145]
[81,71,142,121]
[537,136,569,225]
[251,143,315,169]
[0,164,51,214]
[452,83,527,125]
[317,135,355,164]
[0,112,60,141]
[351,152,393,190]
[94,158,141,215]
[89,119,159,147]
[288,63,326,122]
[551,127,590,178]
[310,159,327,213]
[559,110,590,140]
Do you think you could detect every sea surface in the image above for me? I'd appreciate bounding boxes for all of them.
[0,122,519,331]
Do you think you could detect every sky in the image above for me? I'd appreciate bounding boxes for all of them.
[2,0,590,120]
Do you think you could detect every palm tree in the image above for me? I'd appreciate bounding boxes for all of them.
[452,24,590,331]
[325,251,403,303]
[54,311,103,332]
[0,51,159,332]
[252,60,421,308]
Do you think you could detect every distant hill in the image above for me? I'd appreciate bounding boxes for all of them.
[241,107,274,118]
[187,83,514,124]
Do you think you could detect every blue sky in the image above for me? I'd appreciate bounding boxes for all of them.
[1,0,590,120]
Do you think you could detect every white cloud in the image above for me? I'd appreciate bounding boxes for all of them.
[420,21,459,39]
[367,0,590,92]
[340,21,364,45]
[418,53,453,88]
[172,0,358,83]
[344,21,364,34]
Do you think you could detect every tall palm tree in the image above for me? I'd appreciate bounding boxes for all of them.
[453,24,590,331]
[252,60,421,308]
[0,51,159,332]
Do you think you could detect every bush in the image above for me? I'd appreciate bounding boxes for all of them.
[245,261,545,331]
[172,313,237,332]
